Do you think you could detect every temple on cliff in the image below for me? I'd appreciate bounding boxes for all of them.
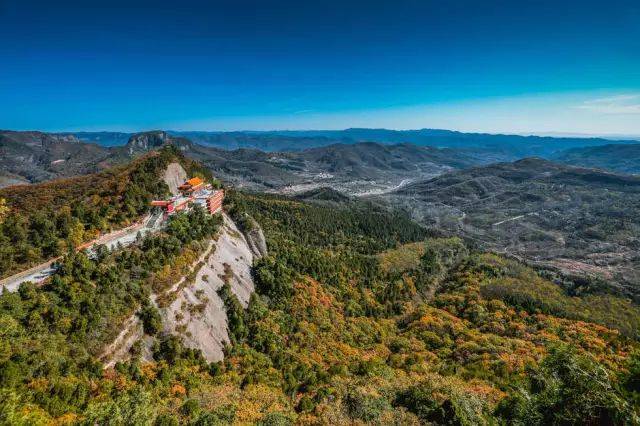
[151,177,224,217]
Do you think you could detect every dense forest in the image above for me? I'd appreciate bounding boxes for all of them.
[0,206,221,424]
[0,158,639,424]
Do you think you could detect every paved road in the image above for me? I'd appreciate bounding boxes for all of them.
[0,211,165,292]
[2,265,57,292]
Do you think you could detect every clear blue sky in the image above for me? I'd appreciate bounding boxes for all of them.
[1,0,639,134]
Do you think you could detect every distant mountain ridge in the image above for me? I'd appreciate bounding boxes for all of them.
[552,143,640,175]
[174,129,639,160]
[70,128,639,159]
[73,131,131,147]
[0,130,480,192]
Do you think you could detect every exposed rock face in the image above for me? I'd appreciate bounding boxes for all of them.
[48,134,82,145]
[127,131,171,155]
[160,213,255,361]
[240,214,268,259]
[126,131,194,155]
[99,213,257,366]
[163,162,188,195]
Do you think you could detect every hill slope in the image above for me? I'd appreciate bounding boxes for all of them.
[0,130,113,186]
[0,163,639,423]
[0,145,211,278]
[378,158,640,300]
[0,130,199,187]
[553,143,640,175]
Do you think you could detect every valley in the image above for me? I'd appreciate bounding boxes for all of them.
[375,158,640,300]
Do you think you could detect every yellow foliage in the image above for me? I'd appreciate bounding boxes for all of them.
[171,383,186,396]
[377,241,426,273]
[140,363,158,381]
[52,412,79,425]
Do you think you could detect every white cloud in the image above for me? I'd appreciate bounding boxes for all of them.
[576,94,640,114]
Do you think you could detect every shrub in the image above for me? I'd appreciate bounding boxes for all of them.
[138,304,162,335]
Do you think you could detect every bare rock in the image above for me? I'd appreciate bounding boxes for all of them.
[163,162,188,195]
[160,213,255,362]
[236,213,268,259]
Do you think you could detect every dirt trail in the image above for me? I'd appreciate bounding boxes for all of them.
[99,314,145,368]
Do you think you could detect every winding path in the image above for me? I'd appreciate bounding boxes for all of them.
[0,212,164,292]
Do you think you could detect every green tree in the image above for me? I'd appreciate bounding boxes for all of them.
[138,304,162,335]
[497,346,638,425]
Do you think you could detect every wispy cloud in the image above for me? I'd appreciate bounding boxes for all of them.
[576,94,640,114]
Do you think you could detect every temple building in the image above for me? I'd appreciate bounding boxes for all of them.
[151,177,224,217]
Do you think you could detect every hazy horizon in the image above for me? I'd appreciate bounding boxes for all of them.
[6,127,640,141]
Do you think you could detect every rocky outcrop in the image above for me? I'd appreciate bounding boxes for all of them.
[159,213,255,361]
[100,213,258,365]
[234,212,268,259]
[126,131,171,155]
[126,131,193,155]
[163,162,188,195]
[47,133,82,145]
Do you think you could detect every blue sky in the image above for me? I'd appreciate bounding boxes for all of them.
[1,0,639,134]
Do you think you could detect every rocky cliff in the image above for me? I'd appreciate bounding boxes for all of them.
[126,130,193,155]
[163,162,188,195]
[236,212,268,259]
[100,212,257,365]
[160,213,255,361]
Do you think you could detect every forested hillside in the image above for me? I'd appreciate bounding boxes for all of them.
[1,181,638,424]
[0,146,211,279]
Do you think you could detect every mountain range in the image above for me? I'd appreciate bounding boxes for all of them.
[3,128,640,296]
[4,128,639,190]
[552,143,640,175]
[0,130,482,193]
[1,131,640,423]
[72,128,640,159]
